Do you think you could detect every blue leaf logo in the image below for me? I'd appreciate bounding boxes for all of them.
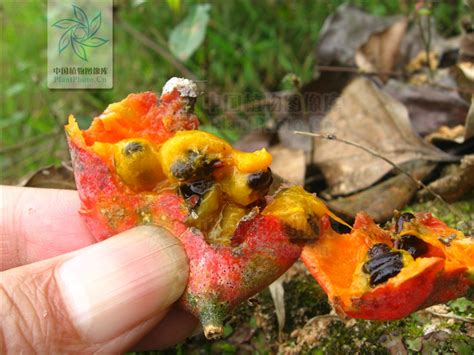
[52,4,108,62]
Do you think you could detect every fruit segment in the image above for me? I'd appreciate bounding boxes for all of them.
[301,212,474,320]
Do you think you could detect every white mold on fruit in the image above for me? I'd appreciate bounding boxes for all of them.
[161,77,199,98]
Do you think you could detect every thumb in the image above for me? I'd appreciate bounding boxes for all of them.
[0,225,188,353]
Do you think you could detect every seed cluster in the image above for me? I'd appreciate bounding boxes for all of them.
[362,244,403,287]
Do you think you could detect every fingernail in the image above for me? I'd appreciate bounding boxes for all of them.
[57,226,188,343]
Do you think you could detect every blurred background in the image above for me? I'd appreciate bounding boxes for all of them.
[0,0,467,183]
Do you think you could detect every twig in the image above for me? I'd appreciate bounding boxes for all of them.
[315,65,474,95]
[415,1,434,78]
[315,65,403,78]
[303,313,342,329]
[424,309,474,323]
[294,131,464,220]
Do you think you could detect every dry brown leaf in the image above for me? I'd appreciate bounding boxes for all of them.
[355,18,408,82]
[466,95,474,141]
[460,30,474,62]
[425,95,474,144]
[451,62,474,98]
[313,78,454,196]
[327,161,435,222]
[20,162,76,190]
[268,144,305,185]
[417,155,474,203]
[383,78,469,136]
[316,4,403,67]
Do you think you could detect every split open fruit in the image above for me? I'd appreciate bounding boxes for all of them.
[301,212,474,320]
[66,77,473,339]
[66,78,340,338]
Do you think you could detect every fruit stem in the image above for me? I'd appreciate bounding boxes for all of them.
[203,324,225,340]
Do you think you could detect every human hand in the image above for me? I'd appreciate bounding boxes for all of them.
[0,186,199,353]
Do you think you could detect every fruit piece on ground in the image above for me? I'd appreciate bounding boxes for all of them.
[301,212,473,320]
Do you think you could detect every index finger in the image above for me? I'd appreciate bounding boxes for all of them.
[0,185,95,270]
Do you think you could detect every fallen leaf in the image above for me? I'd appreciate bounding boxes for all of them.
[466,95,474,140]
[451,62,474,98]
[355,17,408,82]
[417,155,474,203]
[316,4,403,67]
[425,94,473,145]
[460,30,474,62]
[278,71,352,153]
[327,161,436,222]
[312,77,455,196]
[268,144,306,185]
[268,276,286,334]
[383,78,469,137]
[20,162,76,190]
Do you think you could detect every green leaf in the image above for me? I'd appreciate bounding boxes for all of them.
[417,8,432,16]
[52,18,80,29]
[5,83,26,97]
[72,39,88,61]
[166,0,181,14]
[58,29,72,53]
[169,4,210,61]
[88,13,102,37]
[73,5,88,27]
[81,37,108,47]
[449,297,473,315]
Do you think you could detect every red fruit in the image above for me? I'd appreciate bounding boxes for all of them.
[65,78,332,338]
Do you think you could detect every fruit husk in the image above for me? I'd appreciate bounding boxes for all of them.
[301,213,474,320]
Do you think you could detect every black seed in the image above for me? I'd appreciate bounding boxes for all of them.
[362,247,404,286]
[395,212,415,234]
[200,158,221,176]
[171,160,195,180]
[370,257,403,286]
[367,243,391,259]
[179,179,214,200]
[171,150,221,181]
[247,169,273,191]
[124,142,144,155]
[394,235,428,258]
[329,218,351,234]
[363,251,399,274]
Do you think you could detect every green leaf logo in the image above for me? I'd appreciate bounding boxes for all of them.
[52,4,108,62]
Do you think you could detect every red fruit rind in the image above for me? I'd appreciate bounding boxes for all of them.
[301,212,473,320]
